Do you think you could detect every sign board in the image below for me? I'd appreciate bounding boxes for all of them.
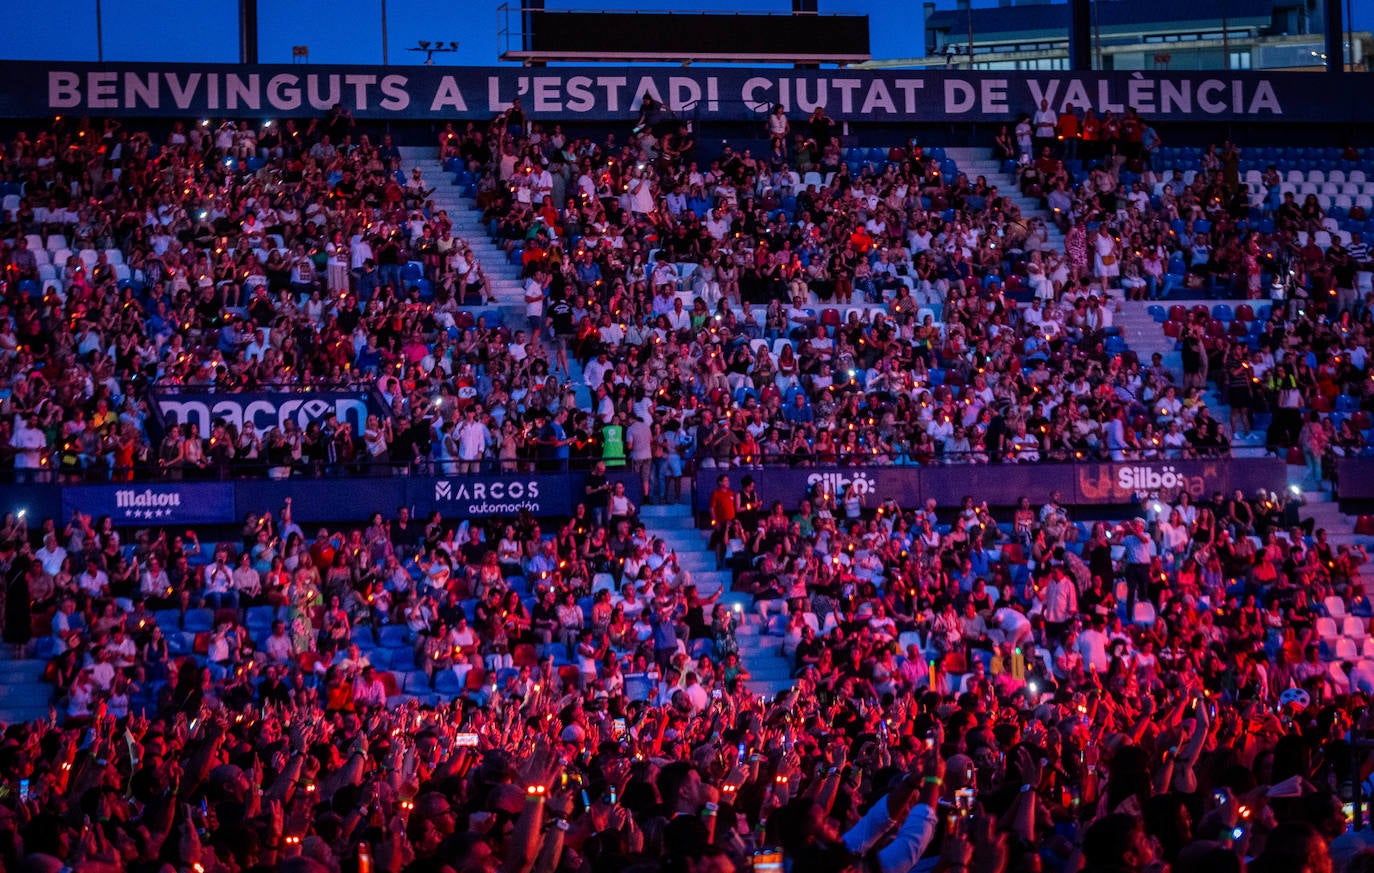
[694,459,1286,511]
[61,483,237,525]
[150,389,384,440]
[0,63,1359,124]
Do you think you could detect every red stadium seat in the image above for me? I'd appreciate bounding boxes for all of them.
[1163,320,1182,338]
[512,643,538,667]
[1356,516,1374,537]
[1168,305,1187,322]
[1236,304,1255,321]
[379,671,399,698]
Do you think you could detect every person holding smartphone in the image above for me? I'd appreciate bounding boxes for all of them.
[838,750,944,873]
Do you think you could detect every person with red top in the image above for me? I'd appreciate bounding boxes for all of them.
[1057,103,1081,161]
[708,474,736,570]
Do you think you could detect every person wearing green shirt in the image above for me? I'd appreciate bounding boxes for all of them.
[601,414,626,469]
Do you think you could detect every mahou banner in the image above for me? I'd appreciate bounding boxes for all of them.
[0,63,1364,124]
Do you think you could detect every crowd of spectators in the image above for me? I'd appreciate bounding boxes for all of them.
[5,103,1372,485]
[0,463,1373,873]
[1,98,1374,872]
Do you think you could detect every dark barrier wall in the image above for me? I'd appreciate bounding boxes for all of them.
[693,459,1288,512]
[0,460,1288,528]
[1336,459,1374,500]
[5,63,1365,124]
[0,471,645,528]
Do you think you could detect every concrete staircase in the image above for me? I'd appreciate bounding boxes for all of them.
[638,502,795,699]
[1118,298,1269,455]
[397,147,527,326]
[944,147,1065,255]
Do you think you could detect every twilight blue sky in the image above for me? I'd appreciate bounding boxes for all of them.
[1,0,1371,65]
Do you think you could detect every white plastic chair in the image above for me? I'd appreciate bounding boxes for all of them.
[1326,596,1348,619]
[1336,637,1360,663]
[1344,615,1369,641]
[1317,615,1340,644]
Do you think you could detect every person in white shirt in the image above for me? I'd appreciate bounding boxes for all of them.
[232,554,262,603]
[681,671,710,713]
[265,621,295,664]
[1076,617,1111,673]
[35,534,67,577]
[523,270,547,336]
[454,407,490,473]
[349,234,374,271]
[1039,566,1078,632]
[203,553,237,611]
[78,564,109,598]
[353,666,388,708]
[9,414,47,478]
[139,557,172,602]
[105,627,137,668]
[666,299,691,332]
[1032,100,1057,152]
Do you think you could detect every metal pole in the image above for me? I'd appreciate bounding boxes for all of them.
[1093,0,1102,70]
[967,9,974,69]
[1222,0,1229,70]
[96,0,103,62]
[1069,0,1092,71]
[1347,0,1354,70]
[1325,0,1345,75]
[381,0,388,65]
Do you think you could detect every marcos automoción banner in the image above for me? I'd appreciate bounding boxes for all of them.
[0,63,1363,123]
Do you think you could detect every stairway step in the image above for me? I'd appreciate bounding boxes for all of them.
[640,503,694,518]
[0,684,53,705]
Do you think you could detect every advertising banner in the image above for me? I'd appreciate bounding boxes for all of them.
[150,389,384,440]
[406,473,580,519]
[61,483,236,525]
[1072,458,1286,504]
[0,63,1360,124]
[692,466,920,512]
[693,459,1287,511]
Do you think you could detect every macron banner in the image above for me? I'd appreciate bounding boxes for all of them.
[0,63,1362,124]
[149,389,385,440]
[61,483,237,525]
